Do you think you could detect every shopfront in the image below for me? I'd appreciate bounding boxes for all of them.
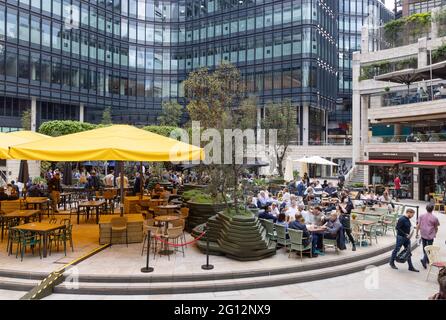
[357,152,414,198]
[402,153,446,201]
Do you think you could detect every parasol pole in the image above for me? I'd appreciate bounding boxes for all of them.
[140,161,144,200]
[120,161,124,217]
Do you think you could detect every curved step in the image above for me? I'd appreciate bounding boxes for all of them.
[67,241,399,284]
[52,245,410,295]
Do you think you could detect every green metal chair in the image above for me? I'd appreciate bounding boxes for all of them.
[382,213,398,236]
[274,223,290,250]
[322,232,339,253]
[288,228,312,261]
[262,219,277,246]
[18,230,41,261]
[363,223,379,246]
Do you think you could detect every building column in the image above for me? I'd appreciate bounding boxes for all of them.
[302,104,309,146]
[432,8,440,40]
[361,26,369,53]
[394,123,402,137]
[79,103,84,123]
[418,37,428,68]
[352,52,362,165]
[31,97,37,132]
[413,153,420,201]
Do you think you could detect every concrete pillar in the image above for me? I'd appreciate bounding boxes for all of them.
[431,8,440,40]
[31,97,37,132]
[352,53,362,164]
[302,104,309,146]
[413,153,420,201]
[418,37,428,68]
[361,26,369,53]
[394,123,402,137]
[79,103,84,123]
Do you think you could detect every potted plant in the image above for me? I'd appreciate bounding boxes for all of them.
[351,213,357,220]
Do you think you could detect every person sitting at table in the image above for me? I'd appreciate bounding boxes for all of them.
[27,182,43,197]
[304,183,315,197]
[276,213,288,229]
[323,182,338,197]
[133,172,142,196]
[298,204,312,224]
[306,194,321,206]
[0,187,10,201]
[285,200,298,222]
[257,191,271,209]
[311,206,326,226]
[319,211,346,250]
[258,206,277,223]
[379,190,395,212]
[282,188,291,205]
[289,213,319,257]
[271,202,280,216]
[321,180,329,189]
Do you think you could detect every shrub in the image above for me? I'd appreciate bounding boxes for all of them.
[38,120,98,137]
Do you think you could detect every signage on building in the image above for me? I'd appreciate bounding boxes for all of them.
[368,152,414,160]
[419,153,446,161]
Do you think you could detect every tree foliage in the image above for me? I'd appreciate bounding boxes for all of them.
[157,101,183,126]
[101,106,113,125]
[38,120,98,137]
[262,99,298,177]
[184,62,257,213]
[21,110,32,130]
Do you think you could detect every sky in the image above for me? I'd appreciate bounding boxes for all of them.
[383,0,397,11]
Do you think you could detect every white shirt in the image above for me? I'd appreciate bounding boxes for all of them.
[271,207,280,216]
[282,192,291,204]
[301,210,313,224]
[286,206,298,220]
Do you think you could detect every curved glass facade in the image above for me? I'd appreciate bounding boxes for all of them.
[0,0,339,131]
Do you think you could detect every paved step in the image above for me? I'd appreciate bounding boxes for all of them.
[70,242,397,284]
[0,276,40,291]
[53,245,412,295]
[0,268,48,281]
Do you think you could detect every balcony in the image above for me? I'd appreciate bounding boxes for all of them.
[370,133,446,144]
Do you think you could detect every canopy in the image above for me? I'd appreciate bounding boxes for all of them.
[401,161,446,168]
[293,156,338,166]
[356,159,408,166]
[9,125,205,162]
[0,131,49,159]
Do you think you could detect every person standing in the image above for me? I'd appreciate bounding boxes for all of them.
[394,175,401,201]
[48,172,62,213]
[103,170,115,188]
[416,203,440,269]
[339,196,356,251]
[389,208,419,272]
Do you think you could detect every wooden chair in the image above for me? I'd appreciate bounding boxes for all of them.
[142,224,161,257]
[433,196,444,213]
[110,217,128,247]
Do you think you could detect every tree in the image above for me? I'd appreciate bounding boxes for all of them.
[184,63,257,214]
[21,110,32,130]
[262,99,298,177]
[157,101,183,126]
[101,106,112,125]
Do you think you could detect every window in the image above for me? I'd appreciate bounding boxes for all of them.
[5,51,17,77]
[30,15,40,44]
[19,13,29,42]
[52,22,61,50]
[53,0,62,17]
[0,6,5,40]
[30,52,40,81]
[7,8,18,39]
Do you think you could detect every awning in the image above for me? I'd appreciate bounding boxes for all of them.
[0,131,49,159]
[356,159,409,166]
[402,161,446,168]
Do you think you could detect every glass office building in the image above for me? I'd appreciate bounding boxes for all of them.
[0,0,391,145]
[0,0,338,142]
[328,0,393,143]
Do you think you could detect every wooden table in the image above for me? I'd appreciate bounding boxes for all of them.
[154,215,180,255]
[59,192,73,211]
[5,210,41,223]
[77,200,105,224]
[12,222,66,258]
[307,225,326,233]
[25,197,50,216]
[157,205,180,215]
[123,196,150,214]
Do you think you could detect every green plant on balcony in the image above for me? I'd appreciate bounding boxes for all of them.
[434,7,446,37]
[432,43,446,63]
[384,86,390,92]
[383,12,432,47]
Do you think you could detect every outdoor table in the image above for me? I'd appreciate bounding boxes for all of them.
[25,197,50,217]
[150,198,165,207]
[124,196,150,214]
[154,215,180,255]
[1,210,40,241]
[60,192,73,211]
[12,222,66,258]
[353,219,377,243]
[307,225,326,233]
[77,200,106,224]
[157,205,180,215]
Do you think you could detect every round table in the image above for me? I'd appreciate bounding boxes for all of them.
[157,205,180,215]
[154,215,180,255]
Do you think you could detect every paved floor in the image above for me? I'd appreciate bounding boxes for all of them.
[1,200,445,300]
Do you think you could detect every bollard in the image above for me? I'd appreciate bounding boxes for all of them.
[141,230,154,273]
[201,226,214,270]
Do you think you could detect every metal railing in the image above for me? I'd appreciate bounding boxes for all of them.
[369,133,446,143]
[375,84,446,107]
[368,23,432,51]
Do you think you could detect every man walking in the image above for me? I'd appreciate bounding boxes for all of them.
[48,172,62,213]
[416,203,440,269]
[389,208,419,272]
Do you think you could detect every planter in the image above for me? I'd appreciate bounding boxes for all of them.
[192,211,276,261]
[179,184,208,195]
[186,201,229,232]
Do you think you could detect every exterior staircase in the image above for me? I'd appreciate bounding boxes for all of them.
[346,165,365,186]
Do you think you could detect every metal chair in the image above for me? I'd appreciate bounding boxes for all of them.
[288,229,312,261]
[425,245,446,280]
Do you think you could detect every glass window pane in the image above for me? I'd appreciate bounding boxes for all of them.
[19,13,29,42]
[30,15,40,44]
[7,9,18,39]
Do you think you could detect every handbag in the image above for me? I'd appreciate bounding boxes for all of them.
[396,247,412,263]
